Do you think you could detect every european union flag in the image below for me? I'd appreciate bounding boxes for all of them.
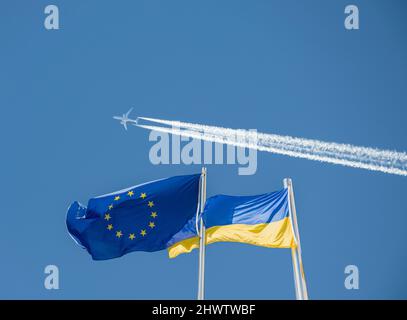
[66,174,200,260]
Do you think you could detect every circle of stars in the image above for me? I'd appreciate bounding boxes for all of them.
[103,190,158,241]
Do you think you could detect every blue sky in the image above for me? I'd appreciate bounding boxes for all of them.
[0,0,406,299]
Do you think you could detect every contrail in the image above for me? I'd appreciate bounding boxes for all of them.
[133,116,407,176]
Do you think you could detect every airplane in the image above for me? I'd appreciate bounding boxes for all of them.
[113,108,137,130]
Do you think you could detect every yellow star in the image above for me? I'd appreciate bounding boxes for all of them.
[151,212,157,218]
[140,193,147,199]
[127,190,134,197]
[149,222,155,229]
[107,224,113,230]
[114,196,120,201]
[108,204,113,210]
[104,213,111,221]
[129,233,135,240]
[116,230,123,238]
[140,229,147,237]
[148,201,154,208]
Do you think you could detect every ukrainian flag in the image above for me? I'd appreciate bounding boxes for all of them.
[168,188,296,258]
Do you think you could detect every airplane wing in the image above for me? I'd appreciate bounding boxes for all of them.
[125,107,134,117]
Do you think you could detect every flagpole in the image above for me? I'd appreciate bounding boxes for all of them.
[285,176,302,300]
[284,178,309,300]
[197,167,207,300]
[291,246,302,300]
